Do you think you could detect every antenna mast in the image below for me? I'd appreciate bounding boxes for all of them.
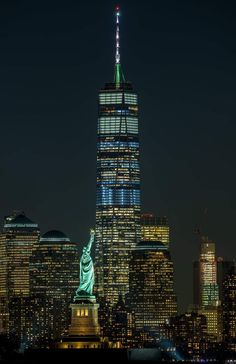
[115,6,120,65]
[114,6,122,87]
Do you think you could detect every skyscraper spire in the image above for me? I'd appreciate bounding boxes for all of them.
[115,6,120,65]
[114,6,124,87]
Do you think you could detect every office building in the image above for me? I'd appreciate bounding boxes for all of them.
[95,7,141,306]
[128,241,177,344]
[0,212,40,336]
[29,230,80,343]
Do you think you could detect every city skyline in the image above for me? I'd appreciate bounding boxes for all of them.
[0,0,236,314]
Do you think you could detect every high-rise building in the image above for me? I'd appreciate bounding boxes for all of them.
[95,7,141,306]
[217,257,235,302]
[29,230,80,344]
[128,241,177,344]
[193,237,220,341]
[141,214,169,247]
[193,237,219,308]
[222,265,236,349]
[0,212,40,335]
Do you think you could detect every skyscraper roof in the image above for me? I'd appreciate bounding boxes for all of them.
[40,230,70,243]
[135,240,168,251]
[3,213,39,231]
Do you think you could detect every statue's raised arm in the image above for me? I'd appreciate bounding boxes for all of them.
[74,229,95,300]
[86,228,95,253]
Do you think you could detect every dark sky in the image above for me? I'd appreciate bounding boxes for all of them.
[0,0,236,313]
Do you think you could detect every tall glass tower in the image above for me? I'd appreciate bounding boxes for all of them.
[95,7,141,306]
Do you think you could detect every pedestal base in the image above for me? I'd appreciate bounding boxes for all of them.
[57,295,101,349]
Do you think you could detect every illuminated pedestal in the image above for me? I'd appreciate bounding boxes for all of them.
[57,296,102,349]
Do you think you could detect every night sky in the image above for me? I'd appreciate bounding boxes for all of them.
[0,0,236,313]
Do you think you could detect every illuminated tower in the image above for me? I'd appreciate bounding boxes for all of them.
[95,7,141,305]
[0,212,40,335]
[193,237,220,340]
[194,237,219,308]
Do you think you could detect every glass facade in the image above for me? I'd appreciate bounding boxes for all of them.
[95,82,141,306]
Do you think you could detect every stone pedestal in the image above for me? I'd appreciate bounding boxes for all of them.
[57,295,102,349]
[69,296,100,337]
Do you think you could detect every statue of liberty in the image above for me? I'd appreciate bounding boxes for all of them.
[74,229,95,300]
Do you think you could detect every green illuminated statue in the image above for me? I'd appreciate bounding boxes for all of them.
[74,229,95,299]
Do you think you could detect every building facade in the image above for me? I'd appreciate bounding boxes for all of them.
[141,214,169,247]
[128,241,177,344]
[29,230,80,344]
[0,212,40,336]
[95,8,141,306]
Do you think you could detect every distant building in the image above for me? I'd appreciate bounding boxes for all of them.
[169,312,207,359]
[141,214,169,247]
[0,212,40,337]
[29,230,80,344]
[222,265,236,351]
[217,258,235,302]
[193,237,221,341]
[128,241,177,345]
[197,306,220,341]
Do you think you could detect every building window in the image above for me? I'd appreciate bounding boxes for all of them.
[76,309,88,317]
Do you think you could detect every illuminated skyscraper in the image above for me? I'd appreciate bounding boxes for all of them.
[0,212,40,334]
[193,237,220,340]
[141,214,169,247]
[193,237,219,308]
[128,241,177,344]
[95,7,141,305]
[29,230,80,343]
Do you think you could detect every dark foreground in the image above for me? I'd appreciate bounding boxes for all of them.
[0,348,234,364]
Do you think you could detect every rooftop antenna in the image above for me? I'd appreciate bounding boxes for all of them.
[115,6,120,66]
[114,6,124,87]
